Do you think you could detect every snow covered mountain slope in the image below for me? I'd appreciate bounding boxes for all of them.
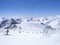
[0,16,60,45]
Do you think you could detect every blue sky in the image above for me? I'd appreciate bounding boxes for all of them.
[0,0,60,17]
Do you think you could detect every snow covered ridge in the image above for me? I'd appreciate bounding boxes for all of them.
[0,16,60,36]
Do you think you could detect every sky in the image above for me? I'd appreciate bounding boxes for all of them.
[0,0,60,17]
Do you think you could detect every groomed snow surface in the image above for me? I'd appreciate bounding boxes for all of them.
[0,16,60,45]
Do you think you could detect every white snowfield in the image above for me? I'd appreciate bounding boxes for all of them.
[0,16,60,45]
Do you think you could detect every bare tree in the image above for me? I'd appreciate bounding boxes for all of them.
[19,26,22,33]
[4,27,10,35]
